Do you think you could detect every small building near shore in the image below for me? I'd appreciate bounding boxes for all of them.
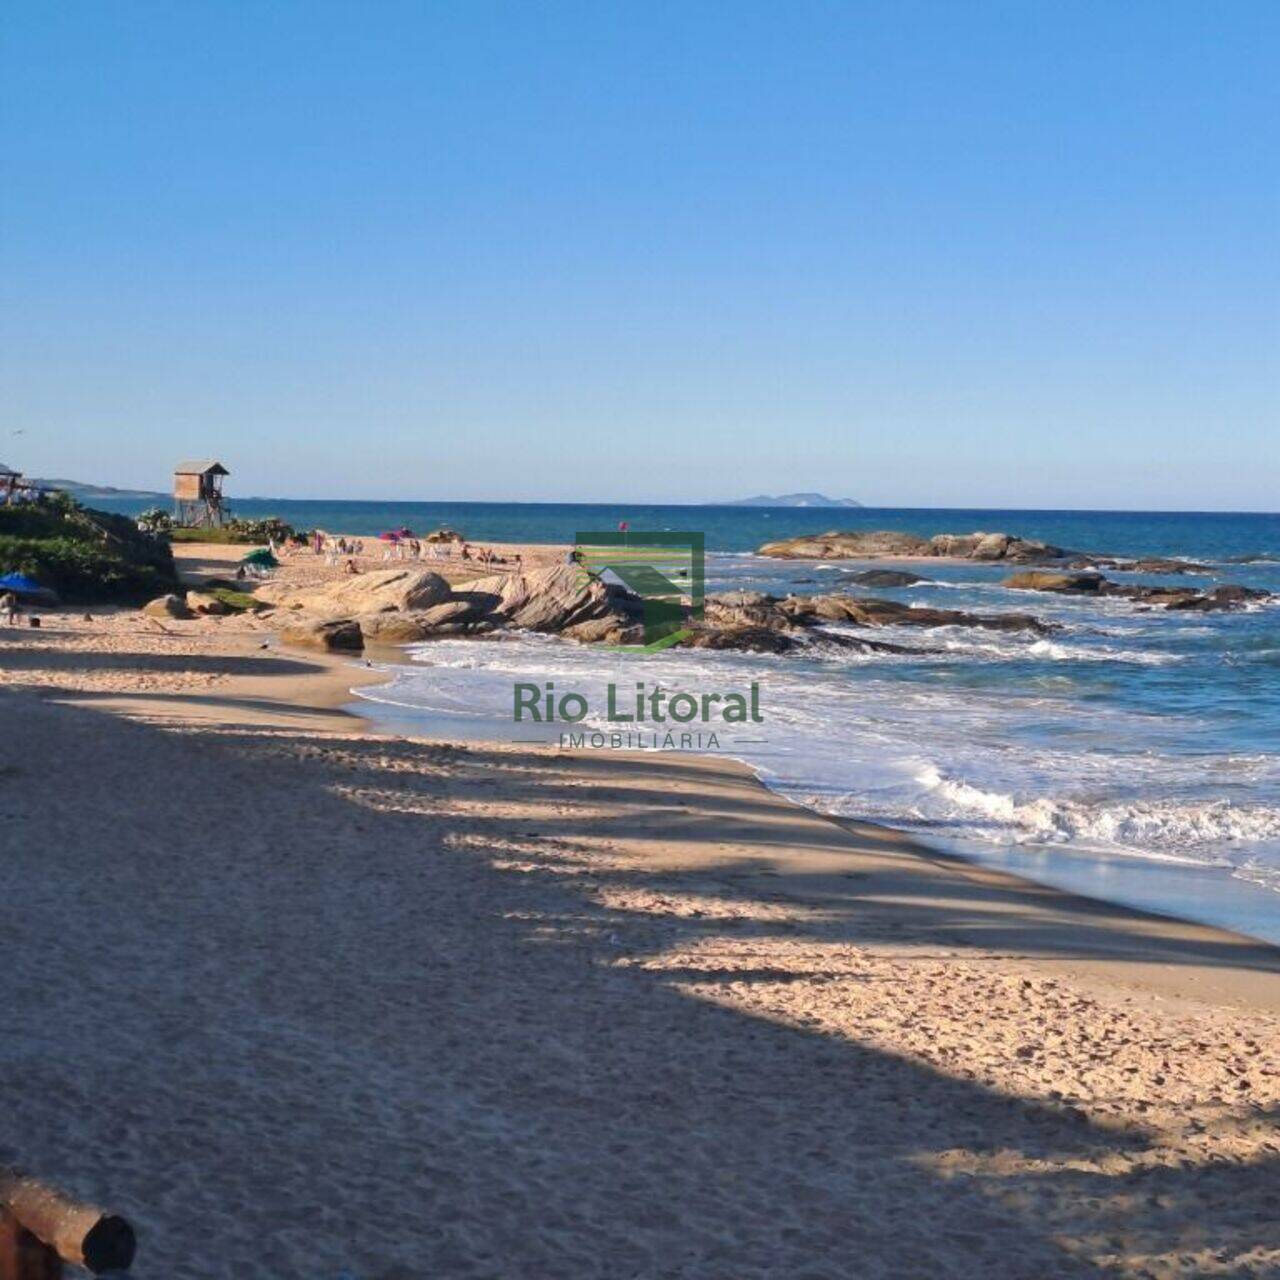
[173,460,229,527]
[0,463,38,506]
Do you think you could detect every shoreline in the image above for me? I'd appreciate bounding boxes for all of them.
[351,671,1280,982]
[3,553,1280,1274]
[351,638,1280,950]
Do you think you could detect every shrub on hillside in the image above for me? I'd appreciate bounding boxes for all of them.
[0,497,177,602]
[137,506,173,535]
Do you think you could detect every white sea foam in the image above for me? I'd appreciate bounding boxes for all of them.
[914,765,1279,857]
[353,609,1280,914]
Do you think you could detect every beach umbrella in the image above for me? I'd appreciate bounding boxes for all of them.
[0,572,45,595]
[240,548,279,568]
[378,531,400,542]
[397,526,415,538]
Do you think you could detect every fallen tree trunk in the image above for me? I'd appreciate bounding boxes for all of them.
[0,1170,135,1275]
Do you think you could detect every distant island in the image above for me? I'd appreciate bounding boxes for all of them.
[30,477,167,500]
[724,492,863,508]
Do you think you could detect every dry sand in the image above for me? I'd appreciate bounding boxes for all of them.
[1,551,1278,1278]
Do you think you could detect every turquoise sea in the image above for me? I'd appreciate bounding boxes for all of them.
[99,498,1280,942]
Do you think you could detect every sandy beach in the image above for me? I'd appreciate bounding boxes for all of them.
[1,544,1278,1278]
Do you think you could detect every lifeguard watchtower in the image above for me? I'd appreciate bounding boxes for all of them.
[173,460,229,527]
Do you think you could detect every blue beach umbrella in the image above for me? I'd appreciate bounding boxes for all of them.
[0,572,44,595]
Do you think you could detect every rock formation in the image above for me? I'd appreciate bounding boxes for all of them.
[758,530,1066,563]
[279,618,366,651]
[258,568,453,619]
[142,594,192,620]
[1003,571,1268,611]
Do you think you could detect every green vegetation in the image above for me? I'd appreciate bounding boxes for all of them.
[206,586,265,613]
[169,526,260,544]
[0,494,177,602]
[136,506,173,535]
[167,515,295,545]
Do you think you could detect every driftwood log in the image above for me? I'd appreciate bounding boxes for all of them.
[0,1170,135,1276]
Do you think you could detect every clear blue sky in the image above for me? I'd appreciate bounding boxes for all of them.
[2,1,1276,508]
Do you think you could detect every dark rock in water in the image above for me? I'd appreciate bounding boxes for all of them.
[1073,555,1211,575]
[812,630,933,655]
[562,616,642,645]
[1125,557,1212,575]
[685,626,800,654]
[841,569,925,588]
[1003,571,1105,593]
[781,593,1052,635]
[1005,570,1267,612]
[1164,585,1269,611]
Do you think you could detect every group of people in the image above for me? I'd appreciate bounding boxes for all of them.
[284,530,524,574]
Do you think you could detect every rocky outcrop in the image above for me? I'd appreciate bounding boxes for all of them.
[685,626,800,654]
[1164,585,1269,611]
[274,561,1059,655]
[840,569,925,588]
[142,594,192,620]
[278,564,641,651]
[1069,556,1211,576]
[279,618,365,652]
[759,531,930,559]
[779,594,1051,634]
[258,568,453,619]
[1003,571,1268,611]
[467,564,634,633]
[358,600,502,641]
[758,529,1066,563]
[1003,571,1105,593]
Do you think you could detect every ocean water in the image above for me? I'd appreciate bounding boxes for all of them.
[98,497,1280,941]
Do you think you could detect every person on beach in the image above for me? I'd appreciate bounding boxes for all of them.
[1,591,18,626]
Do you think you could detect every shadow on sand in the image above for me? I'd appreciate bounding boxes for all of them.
[2,689,1276,1277]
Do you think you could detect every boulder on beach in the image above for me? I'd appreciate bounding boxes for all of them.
[279,618,365,652]
[471,563,641,633]
[359,599,500,641]
[357,612,435,643]
[142,594,193,620]
[258,568,453,619]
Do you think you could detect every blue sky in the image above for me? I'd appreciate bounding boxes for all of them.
[2,1,1276,508]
